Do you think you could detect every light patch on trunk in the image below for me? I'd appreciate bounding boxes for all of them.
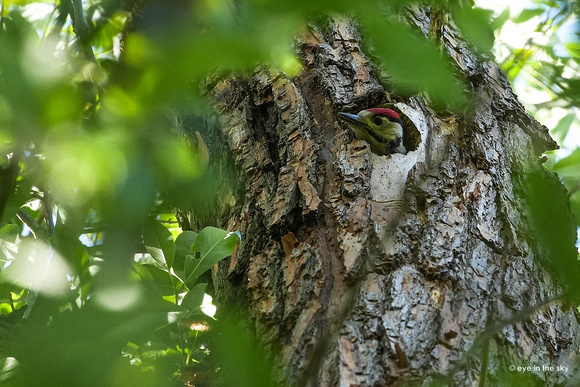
[369,103,427,205]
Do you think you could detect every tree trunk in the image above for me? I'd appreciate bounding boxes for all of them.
[187,7,580,387]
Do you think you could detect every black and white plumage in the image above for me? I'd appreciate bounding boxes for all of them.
[338,108,406,155]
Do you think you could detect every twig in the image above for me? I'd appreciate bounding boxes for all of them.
[443,294,566,383]
[16,209,47,239]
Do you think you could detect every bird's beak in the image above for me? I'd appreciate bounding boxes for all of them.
[338,112,364,127]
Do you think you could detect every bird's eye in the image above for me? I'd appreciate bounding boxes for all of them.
[372,116,383,126]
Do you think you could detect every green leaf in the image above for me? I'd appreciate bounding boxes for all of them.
[1,177,33,227]
[551,113,575,144]
[513,8,545,24]
[570,190,580,226]
[69,240,92,302]
[184,254,196,283]
[174,230,198,273]
[0,223,19,240]
[565,42,580,59]
[453,7,495,54]
[181,283,207,317]
[142,264,184,296]
[184,227,240,285]
[143,218,174,270]
[553,148,580,181]
[491,8,510,31]
[502,48,533,80]
[525,170,580,295]
[361,11,466,106]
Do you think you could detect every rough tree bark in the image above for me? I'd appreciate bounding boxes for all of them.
[184,6,580,387]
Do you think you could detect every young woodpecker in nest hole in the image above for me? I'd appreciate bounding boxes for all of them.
[338,108,406,155]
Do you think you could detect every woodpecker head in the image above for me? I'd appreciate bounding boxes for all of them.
[338,108,406,155]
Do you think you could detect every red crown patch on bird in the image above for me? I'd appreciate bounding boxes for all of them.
[366,108,401,121]
[338,107,407,155]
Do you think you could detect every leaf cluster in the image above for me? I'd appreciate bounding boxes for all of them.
[482,0,580,228]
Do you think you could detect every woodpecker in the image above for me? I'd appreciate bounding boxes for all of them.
[338,108,406,155]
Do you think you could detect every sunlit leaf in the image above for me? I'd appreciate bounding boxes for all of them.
[181,283,207,316]
[551,112,575,143]
[513,8,544,24]
[490,7,510,31]
[502,48,534,80]
[184,227,239,285]
[565,42,580,58]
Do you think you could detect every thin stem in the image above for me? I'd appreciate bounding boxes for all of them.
[443,294,566,382]
[185,331,199,366]
[16,209,45,239]
[9,292,14,312]
[478,317,491,387]
[171,269,189,366]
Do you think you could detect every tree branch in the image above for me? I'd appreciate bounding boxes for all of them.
[70,0,97,64]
